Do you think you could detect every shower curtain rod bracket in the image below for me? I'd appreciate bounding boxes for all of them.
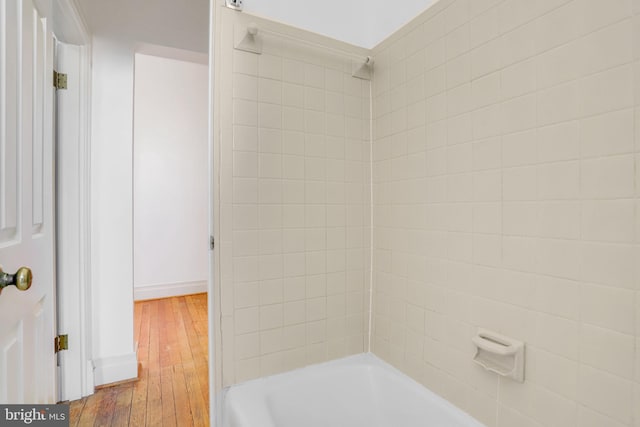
[352,56,374,80]
[234,23,262,54]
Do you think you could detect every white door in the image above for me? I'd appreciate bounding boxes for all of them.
[0,0,57,403]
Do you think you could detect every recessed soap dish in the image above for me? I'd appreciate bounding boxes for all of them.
[472,329,525,383]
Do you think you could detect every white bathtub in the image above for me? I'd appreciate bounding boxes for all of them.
[222,353,485,427]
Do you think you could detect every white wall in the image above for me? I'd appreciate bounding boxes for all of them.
[241,0,435,48]
[90,37,138,385]
[133,53,208,300]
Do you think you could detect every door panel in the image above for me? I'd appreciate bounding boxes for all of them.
[1,322,24,403]
[1,0,20,241]
[0,0,56,404]
[33,10,46,232]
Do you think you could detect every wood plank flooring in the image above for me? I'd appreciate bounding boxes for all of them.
[69,294,209,426]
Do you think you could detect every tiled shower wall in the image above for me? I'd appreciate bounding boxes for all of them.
[371,0,640,426]
[217,10,372,386]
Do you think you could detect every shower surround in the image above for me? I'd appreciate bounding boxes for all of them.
[214,0,640,425]
[216,9,373,386]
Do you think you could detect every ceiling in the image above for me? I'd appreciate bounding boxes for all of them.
[77,0,436,51]
[77,0,210,53]
[242,0,437,48]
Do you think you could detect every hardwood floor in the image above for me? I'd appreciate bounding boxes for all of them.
[69,294,209,426]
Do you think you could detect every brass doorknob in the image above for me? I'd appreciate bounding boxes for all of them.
[0,267,33,292]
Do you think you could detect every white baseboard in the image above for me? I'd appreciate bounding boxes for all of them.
[93,352,138,386]
[85,362,95,396]
[134,280,207,301]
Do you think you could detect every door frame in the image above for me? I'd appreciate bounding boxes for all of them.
[44,0,94,401]
[208,0,222,425]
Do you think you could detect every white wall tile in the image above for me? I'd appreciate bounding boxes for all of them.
[584,154,635,199]
[497,404,542,427]
[497,0,538,33]
[503,202,538,237]
[577,364,634,425]
[424,38,447,71]
[234,125,258,152]
[235,307,260,335]
[527,348,578,400]
[234,73,258,100]
[259,78,283,104]
[580,65,634,117]
[472,72,501,110]
[259,128,283,153]
[579,324,635,378]
[474,170,502,202]
[445,54,471,90]
[579,0,633,35]
[500,22,537,67]
[470,6,500,48]
[577,406,629,427]
[580,109,634,158]
[259,54,282,80]
[447,83,473,117]
[501,95,537,134]
[473,138,501,171]
[233,151,258,178]
[473,203,502,234]
[234,99,258,126]
[536,41,583,90]
[471,38,502,79]
[234,50,258,76]
[537,121,580,163]
[582,200,635,243]
[502,58,537,101]
[503,166,537,201]
[534,0,581,53]
[537,82,581,126]
[447,113,474,145]
[535,313,579,359]
[581,283,635,334]
[473,104,502,140]
[502,130,537,167]
[446,23,470,60]
[445,0,470,33]
[579,19,633,77]
[581,242,636,289]
[537,201,581,240]
[537,161,580,200]
[537,238,581,280]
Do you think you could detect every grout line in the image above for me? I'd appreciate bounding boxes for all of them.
[368,79,374,353]
[632,16,639,421]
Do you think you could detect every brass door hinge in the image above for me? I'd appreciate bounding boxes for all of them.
[55,334,68,353]
[53,71,67,90]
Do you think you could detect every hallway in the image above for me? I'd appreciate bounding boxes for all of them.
[69,294,209,426]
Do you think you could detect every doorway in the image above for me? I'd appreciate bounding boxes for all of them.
[59,0,213,422]
[71,0,211,398]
